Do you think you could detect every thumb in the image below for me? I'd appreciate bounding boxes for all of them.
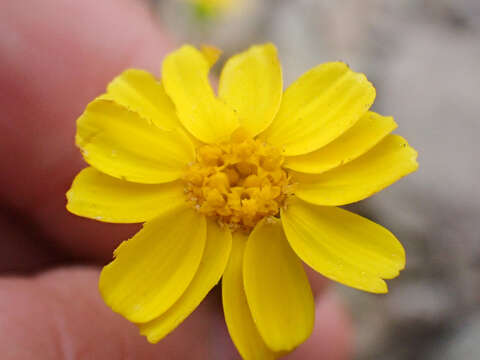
[0,267,351,360]
[0,267,231,360]
[0,0,172,261]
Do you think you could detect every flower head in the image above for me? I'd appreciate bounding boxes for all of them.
[67,43,418,358]
[185,0,237,19]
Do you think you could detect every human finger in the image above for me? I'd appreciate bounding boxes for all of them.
[0,267,350,359]
[0,0,172,261]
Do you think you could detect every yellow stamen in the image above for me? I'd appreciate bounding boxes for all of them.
[184,128,293,232]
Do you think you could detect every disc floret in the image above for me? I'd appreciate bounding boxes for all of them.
[183,128,293,231]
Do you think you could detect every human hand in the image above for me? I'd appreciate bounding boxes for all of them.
[0,1,351,358]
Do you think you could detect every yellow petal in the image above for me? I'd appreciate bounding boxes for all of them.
[282,198,405,293]
[99,206,206,323]
[294,135,419,206]
[200,44,222,67]
[100,69,180,130]
[284,111,397,174]
[162,45,239,143]
[76,99,195,184]
[222,232,276,360]
[243,219,314,352]
[260,62,375,156]
[219,43,283,137]
[66,167,186,223]
[139,220,232,343]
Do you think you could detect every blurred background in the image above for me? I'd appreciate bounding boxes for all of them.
[150,0,480,359]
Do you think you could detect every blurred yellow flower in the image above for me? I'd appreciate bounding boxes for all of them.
[186,0,236,18]
[67,43,418,358]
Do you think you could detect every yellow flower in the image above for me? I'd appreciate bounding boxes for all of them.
[186,0,237,19]
[66,44,418,358]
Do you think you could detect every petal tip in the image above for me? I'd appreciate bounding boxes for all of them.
[377,282,389,294]
[200,44,222,66]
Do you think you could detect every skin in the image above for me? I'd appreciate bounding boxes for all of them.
[0,0,352,358]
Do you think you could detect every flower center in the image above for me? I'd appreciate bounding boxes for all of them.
[183,128,293,232]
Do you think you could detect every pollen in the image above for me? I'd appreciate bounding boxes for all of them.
[183,128,294,232]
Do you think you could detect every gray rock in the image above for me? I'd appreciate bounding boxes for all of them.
[427,313,480,360]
